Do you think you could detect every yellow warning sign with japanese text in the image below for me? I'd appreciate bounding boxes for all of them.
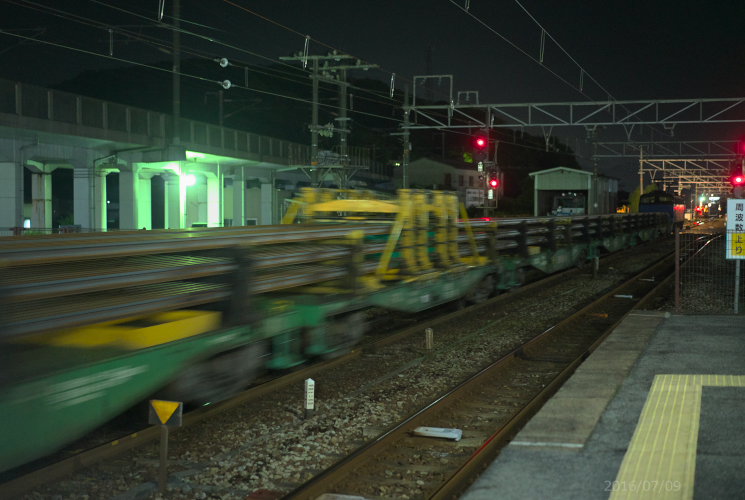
[726,199,745,259]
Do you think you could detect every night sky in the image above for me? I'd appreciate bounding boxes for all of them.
[2,0,744,188]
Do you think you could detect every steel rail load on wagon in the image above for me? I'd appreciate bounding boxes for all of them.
[0,188,669,473]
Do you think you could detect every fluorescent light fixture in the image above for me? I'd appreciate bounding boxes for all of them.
[185,151,206,160]
[184,173,197,186]
[163,162,181,173]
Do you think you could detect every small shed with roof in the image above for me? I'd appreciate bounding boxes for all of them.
[529,166,618,216]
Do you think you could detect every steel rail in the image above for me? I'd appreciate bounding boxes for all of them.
[0,224,391,265]
[1,244,362,303]
[285,254,675,499]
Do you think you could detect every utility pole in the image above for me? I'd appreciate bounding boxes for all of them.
[280,52,377,188]
[402,85,410,189]
[310,57,319,184]
[171,0,180,145]
[639,146,644,195]
[336,68,351,188]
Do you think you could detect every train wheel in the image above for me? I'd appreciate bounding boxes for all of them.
[575,248,589,269]
[465,274,496,304]
[161,342,268,404]
[323,312,366,357]
[506,267,525,290]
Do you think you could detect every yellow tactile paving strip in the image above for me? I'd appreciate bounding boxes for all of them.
[611,374,745,499]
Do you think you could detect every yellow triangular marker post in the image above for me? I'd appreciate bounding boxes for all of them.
[150,400,180,425]
[148,399,183,494]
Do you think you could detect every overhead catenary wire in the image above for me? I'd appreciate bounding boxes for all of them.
[451,0,680,146]
[7,0,406,114]
[0,28,408,127]
[10,0,453,114]
[447,0,595,101]
[99,0,415,108]
[2,1,583,160]
[510,0,672,144]
[26,0,409,110]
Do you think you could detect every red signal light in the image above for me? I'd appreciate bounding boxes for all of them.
[489,178,499,188]
[732,175,745,185]
[474,136,487,149]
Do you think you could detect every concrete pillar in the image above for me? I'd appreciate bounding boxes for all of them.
[206,172,221,227]
[73,164,106,230]
[31,169,53,230]
[137,172,154,229]
[232,168,245,227]
[260,182,273,225]
[95,172,107,231]
[119,165,139,230]
[163,173,183,229]
[0,162,23,231]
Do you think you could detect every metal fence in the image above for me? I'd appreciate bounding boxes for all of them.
[677,229,745,314]
[0,78,329,166]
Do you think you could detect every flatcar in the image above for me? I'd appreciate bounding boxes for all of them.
[638,190,685,228]
[0,188,671,474]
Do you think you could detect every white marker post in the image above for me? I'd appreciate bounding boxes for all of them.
[304,378,315,418]
[425,328,434,350]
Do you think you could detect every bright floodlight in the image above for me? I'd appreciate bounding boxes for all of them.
[184,173,197,187]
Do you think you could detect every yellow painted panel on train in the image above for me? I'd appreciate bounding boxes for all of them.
[116,310,221,348]
[18,310,221,349]
[310,199,400,213]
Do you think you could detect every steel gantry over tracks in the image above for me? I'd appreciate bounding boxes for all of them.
[399,75,745,194]
[405,94,745,130]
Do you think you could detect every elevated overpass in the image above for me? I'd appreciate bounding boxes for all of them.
[0,78,373,233]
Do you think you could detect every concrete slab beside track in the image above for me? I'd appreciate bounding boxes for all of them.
[462,312,745,500]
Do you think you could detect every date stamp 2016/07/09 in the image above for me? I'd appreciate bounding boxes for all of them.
[604,480,682,493]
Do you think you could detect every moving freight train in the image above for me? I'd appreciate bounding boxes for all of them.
[0,188,670,473]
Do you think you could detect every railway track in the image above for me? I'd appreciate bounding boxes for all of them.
[286,255,675,499]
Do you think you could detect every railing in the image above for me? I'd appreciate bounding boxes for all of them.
[0,78,344,166]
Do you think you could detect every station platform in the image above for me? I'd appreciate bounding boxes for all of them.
[462,311,745,500]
